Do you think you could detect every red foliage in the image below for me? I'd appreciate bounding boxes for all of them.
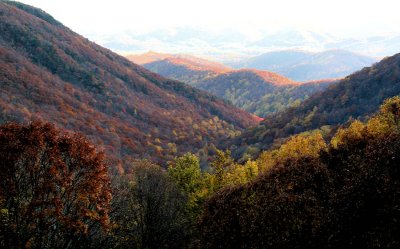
[0,2,259,168]
[0,121,111,248]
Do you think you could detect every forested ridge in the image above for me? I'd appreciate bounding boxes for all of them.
[0,1,258,169]
[141,56,337,117]
[228,52,400,162]
[196,71,336,117]
[2,1,400,249]
[200,97,400,248]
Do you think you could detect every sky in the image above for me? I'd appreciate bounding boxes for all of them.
[15,0,400,38]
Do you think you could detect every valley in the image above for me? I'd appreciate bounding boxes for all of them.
[1,1,400,249]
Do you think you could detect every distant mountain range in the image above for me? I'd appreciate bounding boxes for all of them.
[129,52,338,117]
[0,1,258,169]
[91,27,400,60]
[326,34,400,59]
[227,51,400,161]
[230,49,377,81]
[250,29,336,50]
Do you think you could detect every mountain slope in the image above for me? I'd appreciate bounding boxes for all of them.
[136,54,337,117]
[228,52,400,161]
[197,73,336,117]
[233,49,377,81]
[0,1,259,169]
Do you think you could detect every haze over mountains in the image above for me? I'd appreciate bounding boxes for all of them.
[92,27,399,62]
[0,1,258,169]
[230,49,376,82]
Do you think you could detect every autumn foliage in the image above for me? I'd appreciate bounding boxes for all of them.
[199,97,400,249]
[2,2,400,249]
[0,121,111,249]
[231,51,400,161]
[0,1,258,169]
[143,58,336,118]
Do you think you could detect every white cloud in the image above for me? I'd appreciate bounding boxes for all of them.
[16,0,400,37]
[12,0,400,59]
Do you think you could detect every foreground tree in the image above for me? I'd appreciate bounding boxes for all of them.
[107,160,192,249]
[0,122,111,249]
[167,153,208,219]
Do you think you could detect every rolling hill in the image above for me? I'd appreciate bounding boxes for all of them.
[0,1,259,170]
[129,52,231,85]
[232,49,377,81]
[132,53,337,117]
[227,52,400,161]
[126,51,175,65]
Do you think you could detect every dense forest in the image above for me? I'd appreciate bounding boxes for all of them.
[0,1,258,169]
[2,1,400,249]
[228,51,400,162]
[2,96,400,249]
[200,97,400,249]
[140,56,337,117]
[196,71,336,117]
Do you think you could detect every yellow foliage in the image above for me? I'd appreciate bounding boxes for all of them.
[278,132,327,159]
[257,150,278,173]
[331,120,365,148]
[365,116,391,137]
[257,132,327,174]
[224,162,253,186]
[332,97,400,148]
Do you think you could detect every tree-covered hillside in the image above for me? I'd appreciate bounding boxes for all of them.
[196,71,336,117]
[139,55,337,117]
[228,52,400,161]
[0,1,258,169]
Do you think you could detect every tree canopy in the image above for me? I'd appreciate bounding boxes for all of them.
[0,121,111,249]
